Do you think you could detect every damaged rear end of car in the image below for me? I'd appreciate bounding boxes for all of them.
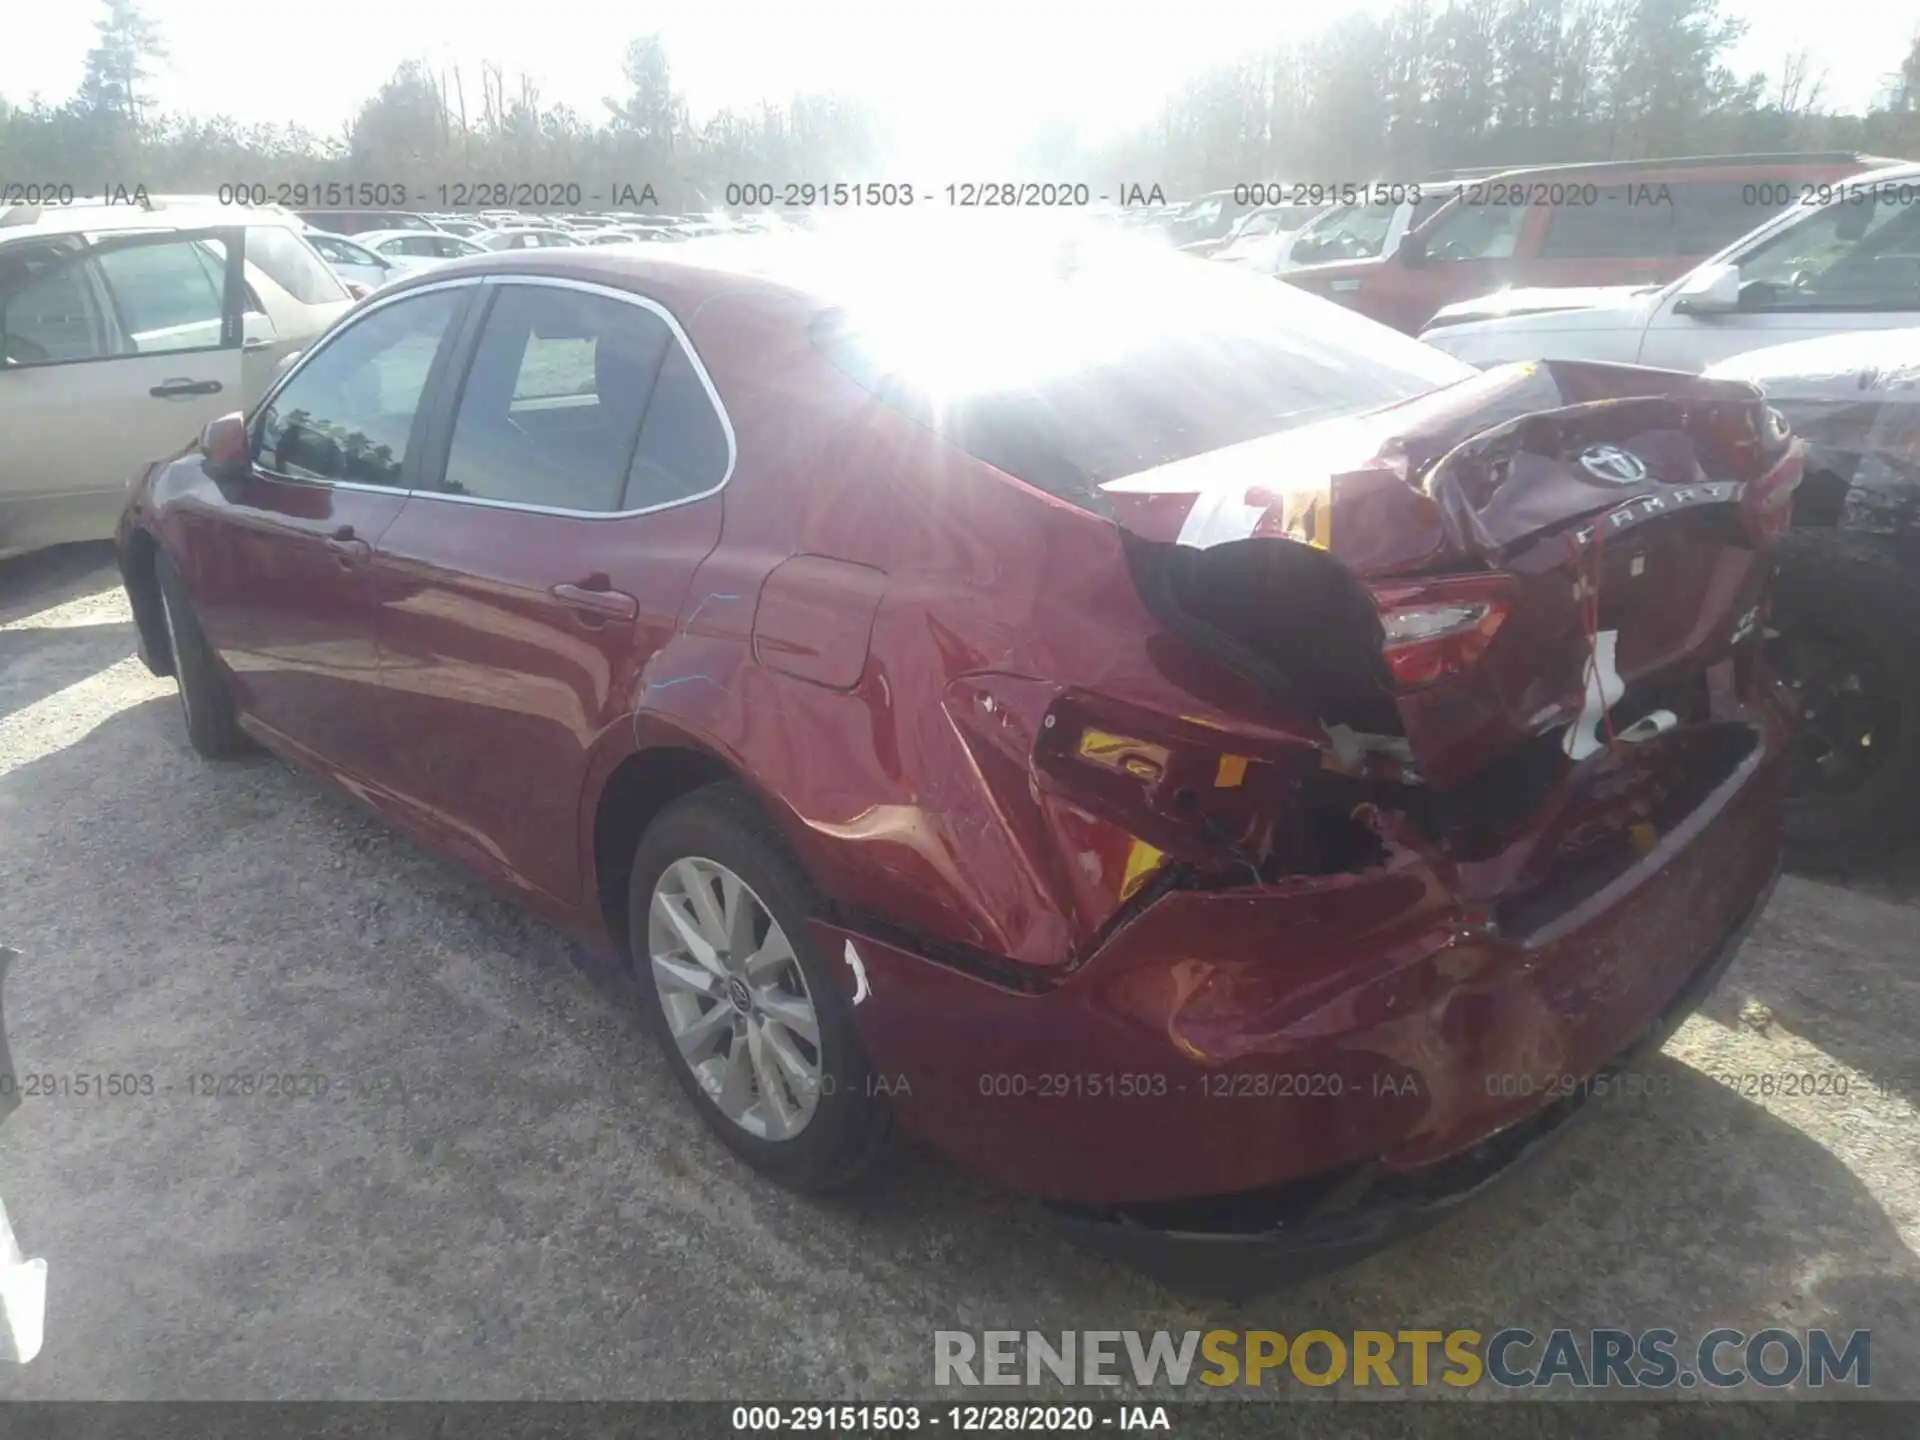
[801,260,1797,1296]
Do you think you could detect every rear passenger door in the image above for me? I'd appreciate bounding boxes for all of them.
[370,278,734,903]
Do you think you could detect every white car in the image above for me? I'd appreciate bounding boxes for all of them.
[0,200,354,558]
[357,229,489,273]
[475,227,583,251]
[1420,160,1920,371]
[302,230,400,293]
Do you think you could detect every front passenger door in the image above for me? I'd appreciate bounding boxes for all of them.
[181,285,472,773]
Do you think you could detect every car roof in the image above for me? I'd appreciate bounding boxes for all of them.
[0,200,301,241]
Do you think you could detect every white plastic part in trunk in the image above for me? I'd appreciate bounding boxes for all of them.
[0,1197,46,1363]
[1562,630,1627,761]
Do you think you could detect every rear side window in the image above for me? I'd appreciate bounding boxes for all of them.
[93,239,225,346]
[814,259,1471,512]
[624,345,731,508]
[1669,181,1792,253]
[245,225,347,304]
[440,285,673,512]
[1538,185,1677,259]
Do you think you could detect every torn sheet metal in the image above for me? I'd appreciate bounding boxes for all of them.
[1101,358,1780,579]
[843,940,872,1005]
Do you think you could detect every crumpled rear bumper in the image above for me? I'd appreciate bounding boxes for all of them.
[1043,865,1773,1299]
[812,691,1789,1263]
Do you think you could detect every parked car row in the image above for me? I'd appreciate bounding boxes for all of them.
[286,209,774,296]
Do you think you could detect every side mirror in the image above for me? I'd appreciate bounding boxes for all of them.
[200,411,250,483]
[1672,261,1741,315]
[242,310,278,352]
[1397,230,1428,267]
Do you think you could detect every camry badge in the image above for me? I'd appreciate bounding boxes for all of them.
[1578,444,1650,485]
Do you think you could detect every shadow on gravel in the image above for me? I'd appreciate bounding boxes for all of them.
[0,543,118,620]
[1,701,1915,1402]
[0,621,140,723]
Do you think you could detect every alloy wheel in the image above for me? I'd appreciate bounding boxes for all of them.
[647,856,823,1141]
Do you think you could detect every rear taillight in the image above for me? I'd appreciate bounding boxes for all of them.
[343,280,370,299]
[1372,577,1514,687]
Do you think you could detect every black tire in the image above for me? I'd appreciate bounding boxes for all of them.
[153,551,251,759]
[1770,530,1920,871]
[627,782,893,1192]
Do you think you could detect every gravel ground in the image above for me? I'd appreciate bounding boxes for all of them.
[0,543,1915,1425]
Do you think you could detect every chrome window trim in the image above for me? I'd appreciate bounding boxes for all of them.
[250,271,738,520]
[249,275,480,490]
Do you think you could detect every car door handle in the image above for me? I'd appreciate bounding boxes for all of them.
[150,378,224,399]
[243,337,274,351]
[550,581,638,621]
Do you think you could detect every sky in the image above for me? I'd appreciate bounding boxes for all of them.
[1,0,1911,168]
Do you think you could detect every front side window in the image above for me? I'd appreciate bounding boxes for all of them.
[440,286,673,511]
[256,289,464,486]
[1734,189,1920,311]
[1292,203,1396,263]
[1422,200,1527,262]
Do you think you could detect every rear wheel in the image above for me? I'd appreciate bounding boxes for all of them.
[154,552,250,759]
[627,783,893,1191]
[1768,531,1920,871]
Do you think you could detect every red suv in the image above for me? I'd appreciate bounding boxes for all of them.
[117,233,1799,1295]
[1285,152,1898,333]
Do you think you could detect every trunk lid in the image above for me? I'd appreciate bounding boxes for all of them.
[1103,358,1802,801]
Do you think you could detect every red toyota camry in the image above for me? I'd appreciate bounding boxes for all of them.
[116,225,1801,1296]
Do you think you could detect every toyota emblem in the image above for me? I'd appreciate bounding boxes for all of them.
[1578,443,1650,485]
